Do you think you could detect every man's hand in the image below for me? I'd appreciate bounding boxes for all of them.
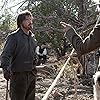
[3,69,11,80]
[60,22,72,33]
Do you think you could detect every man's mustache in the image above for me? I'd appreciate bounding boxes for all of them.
[28,23,32,26]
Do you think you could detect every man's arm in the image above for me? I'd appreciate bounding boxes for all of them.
[1,34,16,80]
[60,22,100,58]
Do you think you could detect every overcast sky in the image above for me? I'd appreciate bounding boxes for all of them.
[0,0,24,16]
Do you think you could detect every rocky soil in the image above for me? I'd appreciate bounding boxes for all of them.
[0,69,94,100]
[0,56,94,100]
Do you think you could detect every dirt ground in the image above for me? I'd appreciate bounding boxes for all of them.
[0,69,8,100]
[0,67,94,100]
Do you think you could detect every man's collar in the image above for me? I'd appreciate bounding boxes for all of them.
[18,28,34,36]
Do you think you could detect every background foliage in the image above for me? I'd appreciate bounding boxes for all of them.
[0,0,98,58]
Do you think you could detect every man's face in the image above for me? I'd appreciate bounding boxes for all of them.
[21,15,33,31]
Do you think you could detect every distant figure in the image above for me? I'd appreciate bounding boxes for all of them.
[36,42,47,65]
